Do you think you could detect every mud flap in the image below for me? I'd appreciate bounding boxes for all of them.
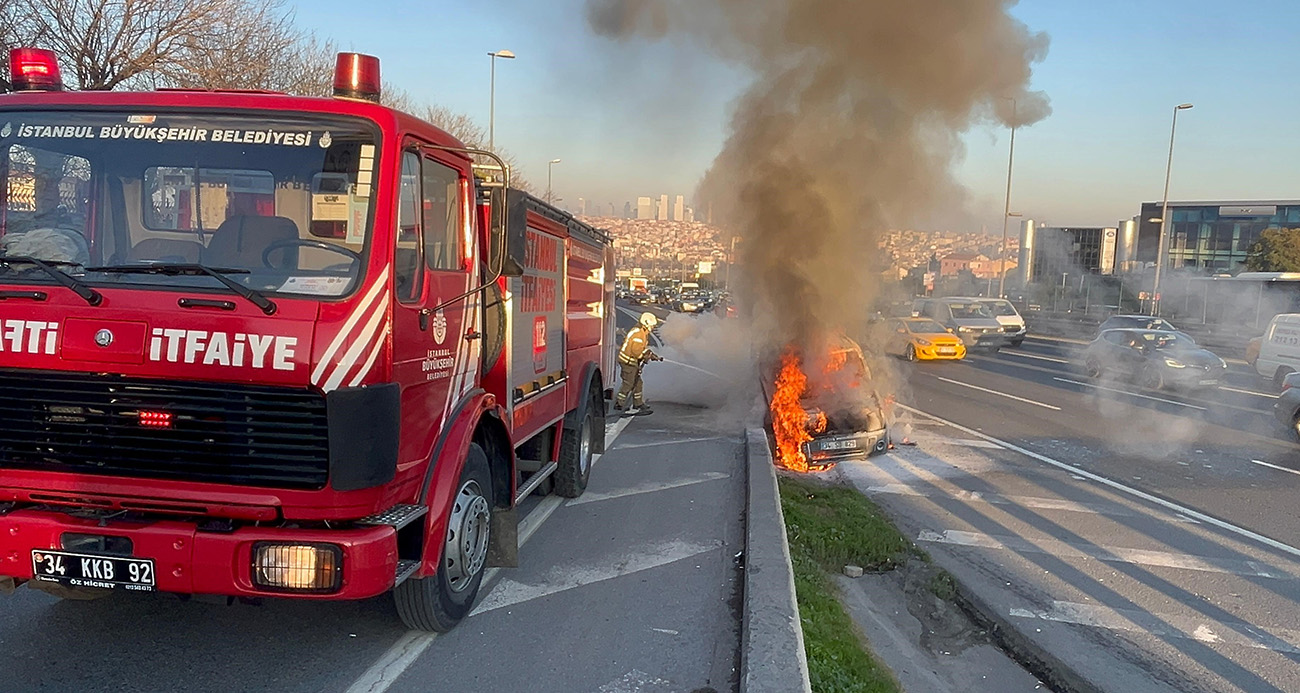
[487,506,519,568]
[0,576,19,595]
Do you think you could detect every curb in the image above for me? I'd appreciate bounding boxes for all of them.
[740,428,812,693]
[946,578,1102,693]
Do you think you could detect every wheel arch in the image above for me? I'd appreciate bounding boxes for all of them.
[415,389,509,576]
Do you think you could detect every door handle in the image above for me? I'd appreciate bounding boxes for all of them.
[419,309,431,331]
[465,330,482,341]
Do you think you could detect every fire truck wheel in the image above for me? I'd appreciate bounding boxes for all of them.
[555,403,596,498]
[394,444,492,633]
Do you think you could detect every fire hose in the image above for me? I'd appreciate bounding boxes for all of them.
[652,358,731,383]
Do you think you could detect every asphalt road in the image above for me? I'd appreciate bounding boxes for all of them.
[0,302,744,693]
[849,334,1300,691]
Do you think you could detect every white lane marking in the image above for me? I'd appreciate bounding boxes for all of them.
[1010,600,1300,655]
[942,438,1005,449]
[599,415,634,464]
[898,403,1300,562]
[918,529,1295,579]
[867,484,1136,517]
[1220,385,1278,399]
[650,628,680,635]
[613,436,731,450]
[344,631,435,693]
[346,414,634,693]
[1002,351,1070,364]
[1252,459,1300,477]
[935,376,1061,411]
[1052,377,1207,411]
[567,472,731,506]
[471,540,719,615]
[598,669,677,693]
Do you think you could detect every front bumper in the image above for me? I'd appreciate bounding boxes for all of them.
[914,343,966,360]
[957,332,1007,349]
[1162,365,1226,388]
[802,427,889,464]
[0,507,398,600]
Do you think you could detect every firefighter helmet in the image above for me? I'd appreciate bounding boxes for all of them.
[639,312,659,328]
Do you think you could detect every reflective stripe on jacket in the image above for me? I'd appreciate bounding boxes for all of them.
[619,326,653,365]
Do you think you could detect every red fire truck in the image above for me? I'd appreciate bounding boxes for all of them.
[0,49,615,632]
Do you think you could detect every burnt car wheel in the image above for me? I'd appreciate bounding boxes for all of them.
[1084,358,1102,379]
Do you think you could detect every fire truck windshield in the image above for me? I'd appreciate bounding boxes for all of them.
[0,111,378,299]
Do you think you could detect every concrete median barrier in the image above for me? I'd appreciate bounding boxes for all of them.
[741,428,812,693]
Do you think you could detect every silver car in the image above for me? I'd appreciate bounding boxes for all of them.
[912,298,1007,352]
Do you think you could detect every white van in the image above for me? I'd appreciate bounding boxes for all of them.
[975,298,1027,347]
[1254,313,1300,387]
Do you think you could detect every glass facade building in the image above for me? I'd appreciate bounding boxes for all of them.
[1021,225,1118,283]
[1137,201,1300,272]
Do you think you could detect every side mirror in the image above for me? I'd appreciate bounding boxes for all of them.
[947,328,955,333]
[896,328,907,334]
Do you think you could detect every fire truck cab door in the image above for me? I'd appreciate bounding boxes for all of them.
[390,147,477,468]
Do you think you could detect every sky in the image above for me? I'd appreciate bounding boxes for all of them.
[289,0,1300,233]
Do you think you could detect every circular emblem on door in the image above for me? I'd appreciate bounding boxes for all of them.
[432,301,448,345]
[94,329,114,347]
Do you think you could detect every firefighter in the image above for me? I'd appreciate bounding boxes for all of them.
[615,312,663,415]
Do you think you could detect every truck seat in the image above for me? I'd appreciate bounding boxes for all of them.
[206,215,299,270]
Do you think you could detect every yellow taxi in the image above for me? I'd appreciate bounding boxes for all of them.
[886,318,966,361]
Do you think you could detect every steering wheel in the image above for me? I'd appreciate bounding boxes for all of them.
[262,239,362,270]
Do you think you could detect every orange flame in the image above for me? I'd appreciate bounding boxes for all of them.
[770,349,816,472]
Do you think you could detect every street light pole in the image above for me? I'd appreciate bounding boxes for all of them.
[1151,103,1194,315]
[546,158,561,204]
[998,98,1017,299]
[488,50,516,152]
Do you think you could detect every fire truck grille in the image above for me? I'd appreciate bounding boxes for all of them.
[0,370,329,490]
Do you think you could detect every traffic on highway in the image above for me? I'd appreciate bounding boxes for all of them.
[865,318,1300,691]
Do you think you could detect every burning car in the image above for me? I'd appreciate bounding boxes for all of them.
[762,335,889,471]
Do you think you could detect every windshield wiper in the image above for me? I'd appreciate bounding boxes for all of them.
[0,256,103,306]
[85,263,277,316]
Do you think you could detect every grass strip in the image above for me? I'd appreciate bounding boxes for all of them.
[780,474,913,693]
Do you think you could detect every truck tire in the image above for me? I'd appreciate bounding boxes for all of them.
[395,444,492,633]
[555,395,598,498]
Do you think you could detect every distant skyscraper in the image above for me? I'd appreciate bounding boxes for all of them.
[578,198,587,216]
[673,195,685,222]
[658,194,669,220]
[685,207,694,223]
[608,202,616,217]
[624,201,633,219]
[637,197,653,220]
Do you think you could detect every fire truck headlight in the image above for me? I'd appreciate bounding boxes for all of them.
[251,543,342,592]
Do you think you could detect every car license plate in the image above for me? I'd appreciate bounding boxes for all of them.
[31,549,155,591]
[937,347,956,355]
[819,438,859,451]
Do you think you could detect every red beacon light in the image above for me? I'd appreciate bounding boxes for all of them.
[9,47,64,92]
[332,53,381,103]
